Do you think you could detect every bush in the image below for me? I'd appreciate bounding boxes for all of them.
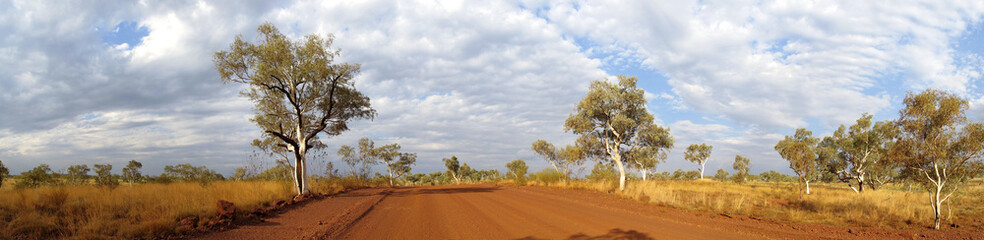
[586,162,619,181]
[17,164,56,188]
[93,164,119,188]
[713,169,729,181]
[529,168,567,184]
[163,164,225,184]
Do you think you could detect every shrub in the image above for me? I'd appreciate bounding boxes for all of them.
[17,164,56,188]
[93,164,119,187]
[529,168,567,184]
[586,162,619,181]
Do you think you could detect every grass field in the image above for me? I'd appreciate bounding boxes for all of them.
[0,178,371,239]
[528,179,984,230]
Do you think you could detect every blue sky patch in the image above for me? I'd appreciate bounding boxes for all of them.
[99,21,149,48]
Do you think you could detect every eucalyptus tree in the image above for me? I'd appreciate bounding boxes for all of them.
[506,159,529,180]
[732,155,750,183]
[565,75,673,191]
[775,128,820,194]
[684,143,713,180]
[66,164,91,185]
[122,160,143,186]
[215,23,376,195]
[828,113,898,192]
[443,156,462,184]
[531,140,587,178]
[375,142,417,185]
[891,89,984,230]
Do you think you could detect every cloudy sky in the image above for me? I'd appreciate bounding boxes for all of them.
[1,0,983,177]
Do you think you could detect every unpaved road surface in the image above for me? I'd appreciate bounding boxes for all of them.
[201,184,981,239]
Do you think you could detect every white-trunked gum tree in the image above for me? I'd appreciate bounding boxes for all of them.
[214,23,376,195]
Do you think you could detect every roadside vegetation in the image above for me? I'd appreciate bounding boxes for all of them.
[0,160,381,239]
[523,170,984,230]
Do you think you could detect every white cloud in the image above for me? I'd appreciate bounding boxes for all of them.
[544,0,984,129]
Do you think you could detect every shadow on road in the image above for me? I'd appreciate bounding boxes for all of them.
[516,228,653,240]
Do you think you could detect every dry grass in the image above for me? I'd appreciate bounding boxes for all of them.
[0,179,364,239]
[532,179,984,230]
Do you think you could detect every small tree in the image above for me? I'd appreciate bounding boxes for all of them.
[775,128,819,194]
[732,155,750,183]
[506,159,529,180]
[0,159,8,187]
[685,143,713,180]
[93,164,118,187]
[565,75,673,191]
[338,145,359,178]
[18,164,55,188]
[66,164,91,185]
[532,140,588,179]
[232,167,249,181]
[443,156,462,184]
[375,142,417,186]
[121,160,143,186]
[828,113,897,193]
[712,169,729,181]
[891,89,984,229]
[324,162,340,178]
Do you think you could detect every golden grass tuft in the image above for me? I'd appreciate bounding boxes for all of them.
[0,181,300,239]
[534,179,984,230]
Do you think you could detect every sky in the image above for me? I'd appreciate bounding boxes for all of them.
[1,0,984,177]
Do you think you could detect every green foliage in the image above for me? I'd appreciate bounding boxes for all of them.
[505,159,528,180]
[531,140,587,178]
[93,164,118,188]
[564,75,673,191]
[163,164,224,184]
[732,155,751,183]
[667,169,700,180]
[756,170,796,182]
[0,159,8,187]
[65,164,90,186]
[684,143,713,179]
[17,164,56,188]
[776,128,821,193]
[215,22,376,195]
[444,156,462,183]
[232,167,249,181]
[823,113,899,192]
[586,162,619,181]
[713,169,730,181]
[121,160,143,185]
[529,168,567,184]
[891,89,984,229]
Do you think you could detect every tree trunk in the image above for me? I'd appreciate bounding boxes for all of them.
[699,161,706,180]
[641,169,648,181]
[805,180,811,195]
[857,174,865,193]
[614,154,626,191]
[387,167,395,186]
[293,150,309,195]
[932,182,943,230]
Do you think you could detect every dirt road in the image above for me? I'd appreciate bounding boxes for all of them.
[201,184,980,239]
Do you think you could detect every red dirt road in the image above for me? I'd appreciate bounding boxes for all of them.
[200,184,981,239]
